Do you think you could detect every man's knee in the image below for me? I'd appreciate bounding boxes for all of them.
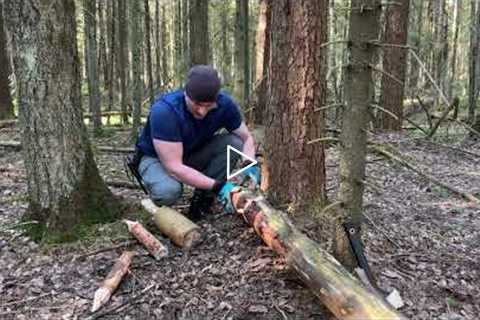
[149,182,183,206]
[223,133,244,151]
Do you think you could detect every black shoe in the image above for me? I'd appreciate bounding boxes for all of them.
[187,191,214,222]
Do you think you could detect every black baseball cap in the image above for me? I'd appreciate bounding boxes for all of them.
[185,65,221,103]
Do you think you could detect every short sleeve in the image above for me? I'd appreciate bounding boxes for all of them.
[149,103,182,142]
[222,96,242,132]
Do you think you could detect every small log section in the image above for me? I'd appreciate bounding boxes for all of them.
[124,220,168,259]
[91,250,136,312]
[141,199,202,249]
[231,190,406,320]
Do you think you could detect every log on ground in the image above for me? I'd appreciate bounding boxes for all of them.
[231,190,406,320]
[124,220,168,259]
[141,199,202,249]
[91,250,136,312]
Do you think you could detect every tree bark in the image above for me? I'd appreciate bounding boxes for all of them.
[144,0,154,104]
[107,1,116,118]
[468,0,479,124]
[0,2,14,120]
[83,0,102,134]
[252,0,270,125]
[337,0,381,269]
[131,0,143,141]
[449,0,461,101]
[118,0,129,125]
[234,0,249,107]
[230,189,406,320]
[264,0,327,211]
[378,0,410,131]
[3,0,118,240]
[155,0,162,90]
[408,0,423,94]
[220,1,232,86]
[189,0,210,66]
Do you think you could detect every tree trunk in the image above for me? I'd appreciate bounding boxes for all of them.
[449,0,461,100]
[97,1,107,90]
[83,0,102,134]
[337,0,381,269]
[230,189,406,320]
[155,0,162,90]
[144,0,154,104]
[4,0,117,241]
[409,0,423,94]
[174,1,183,87]
[220,1,232,86]
[189,0,209,66]
[378,0,410,131]
[0,2,14,120]
[131,0,143,141]
[264,0,327,211]
[468,0,479,124]
[252,0,270,125]
[182,0,190,69]
[161,4,169,89]
[234,0,248,107]
[107,1,116,118]
[118,0,129,125]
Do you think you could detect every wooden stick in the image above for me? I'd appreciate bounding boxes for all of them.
[124,220,168,259]
[371,145,480,204]
[91,251,136,313]
[427,97,459,138]
[230,190,406,320]
[141,199,202,249]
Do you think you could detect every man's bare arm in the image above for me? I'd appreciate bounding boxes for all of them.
[233,122,256,160]
[153,139,216,190]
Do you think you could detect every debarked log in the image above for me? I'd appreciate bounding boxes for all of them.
[124,220,168,259]
[230,190,406,320]
[91,250,136,312]
[141,199,202,249]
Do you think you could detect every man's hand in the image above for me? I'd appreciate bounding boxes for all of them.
[212,180,240,213]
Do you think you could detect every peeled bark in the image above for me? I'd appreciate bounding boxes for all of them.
[3,0,118,240]
[230,190,406,320]
[141,199,202,249]
[124,220,168,260]
[91,251,136,312]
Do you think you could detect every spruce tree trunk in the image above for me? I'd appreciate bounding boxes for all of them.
[378,0,410,131]
[161,4,169,89]
[0,2,14,120]
[174,1,183,87]
[468,0,479,124]
[118,0,129,125]
[3,0,117,241]
[220,1,232,87]
[97,1,107,90]
[182,0,190,69]
[144,0,154,104]
[409,0,423,93]
[131,0,143,141]
[252,0,270,125]
[264,0,327,211]
[234,0,248,107]
[107,1,116,117]
[337,0,381,270]
[189,0,210,66]
[155,0,162,90]
[449,0,461,100]
[83,0,102,134]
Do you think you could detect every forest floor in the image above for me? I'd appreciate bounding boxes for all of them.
[0,123,479,320]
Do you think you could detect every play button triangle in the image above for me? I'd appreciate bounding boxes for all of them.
[227,145,257,180]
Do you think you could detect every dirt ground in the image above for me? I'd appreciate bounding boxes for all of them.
[0,124,479,320]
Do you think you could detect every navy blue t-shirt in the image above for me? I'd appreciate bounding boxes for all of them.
[136,90,242,157]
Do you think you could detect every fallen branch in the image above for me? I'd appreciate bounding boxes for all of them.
[73,240,137,262]
[427,96,459,139]
[0,119,17,129]
[124,220,168,259]
[91,251,136,312]
[230,189,406,320]
[371,145,480,204]
[141,199,202,249]
[106,180,140,190]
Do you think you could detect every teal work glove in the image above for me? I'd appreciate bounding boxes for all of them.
[212,180,239,213]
